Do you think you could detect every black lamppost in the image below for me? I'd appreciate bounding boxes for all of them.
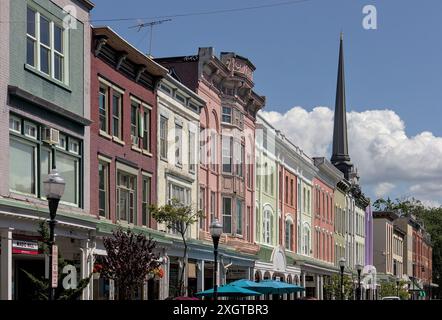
[43,168,65,300]
[339,257,346,300]
[356,264,363,300]
[210,218,223,301]
[396,275,400,298]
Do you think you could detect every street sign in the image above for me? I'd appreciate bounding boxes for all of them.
[52,245,58,288]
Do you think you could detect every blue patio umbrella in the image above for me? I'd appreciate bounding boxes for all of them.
[229,279,305,295]
[195,284,262,297]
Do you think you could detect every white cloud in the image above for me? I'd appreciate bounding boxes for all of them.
[374,182,396,198]
[259,107,442,204]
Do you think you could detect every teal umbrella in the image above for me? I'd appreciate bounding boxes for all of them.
[229,279,305,295]
[195,284,262,297]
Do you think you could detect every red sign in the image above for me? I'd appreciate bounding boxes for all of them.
[12,239,39,255]
[52,245,58,288]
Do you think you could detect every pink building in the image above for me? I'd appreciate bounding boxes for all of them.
[156,48,265,284]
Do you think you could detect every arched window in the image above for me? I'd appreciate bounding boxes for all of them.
[285,219,293,251]
[263,208,273,244]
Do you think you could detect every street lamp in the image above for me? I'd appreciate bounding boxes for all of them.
[43,169,65,300]
[339,257,346,300]
[355,264,363,300]
[396,275,401,298]
[210,218,223,301]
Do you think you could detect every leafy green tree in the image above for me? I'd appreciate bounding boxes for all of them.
[323,274,355,300]
[150,199,203,297]
[22,221,91,300]
[379,280,409,299]
[100,227,161,300]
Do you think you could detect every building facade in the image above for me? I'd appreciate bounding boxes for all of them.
[90,26,168,299]
[0,0,94,300]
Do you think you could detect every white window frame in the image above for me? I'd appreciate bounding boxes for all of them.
[26,6,69,84]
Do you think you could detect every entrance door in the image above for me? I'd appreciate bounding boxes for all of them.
[15,258,45,300]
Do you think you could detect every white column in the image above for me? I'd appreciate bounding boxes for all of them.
[315,275,320,298]
[0,228,13,300]
[320,276,324,300]
[197,260,205,292]
[302,273,306,297]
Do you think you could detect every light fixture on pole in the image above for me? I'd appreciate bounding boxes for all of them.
[43,169,65,300]
[339,257,346,300]
[396,275,401,298]
[355,263,363,300]
[210,218,223,301]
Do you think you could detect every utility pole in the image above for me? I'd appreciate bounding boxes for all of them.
[130,19,172,56]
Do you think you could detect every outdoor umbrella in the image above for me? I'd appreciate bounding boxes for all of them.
[258,279,305,294]
[195,284,262,297]
[228,279,274,295]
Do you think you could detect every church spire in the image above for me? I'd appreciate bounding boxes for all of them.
[331,33,353,180]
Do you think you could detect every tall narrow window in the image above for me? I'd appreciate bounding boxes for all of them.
[200,127,206,165]
[263,209,272,244]
[175,123,182,166]
[199,187,206,230]
[222,106,232,123]
[285,220,293,251]
[142,176,151,226]
[99,84,109,133]
[112,93,122,139]
[290,179,294,206]
[117,171,136,224]
[26,8,36,67]
[142,108,150,152]
[98,162,109,218]
[222,136,232,173]
[39,16,50,75]
[236,200,243,235]
[189,131,196,173]
[210,191,216,222]
[285,176,289,203]
[130,101,139,147]
[160,116,168,159]
[210,131,217,171]
[247,154,252,188]
[222,197,232,234]
[264,163,268,193]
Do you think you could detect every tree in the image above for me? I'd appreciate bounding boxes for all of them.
[150,198,203,297]
[22,221,91,300]
[323,274,355,300]
[100,227,161,300]
[379,280,409,299]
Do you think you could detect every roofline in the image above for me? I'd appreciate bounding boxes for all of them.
[76,0,95,10]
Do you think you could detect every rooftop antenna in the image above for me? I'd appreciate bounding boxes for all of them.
[129,19,172,57]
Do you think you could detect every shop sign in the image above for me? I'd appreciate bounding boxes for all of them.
[12,239,39,255]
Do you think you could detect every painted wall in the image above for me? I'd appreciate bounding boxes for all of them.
[334,187,346,265]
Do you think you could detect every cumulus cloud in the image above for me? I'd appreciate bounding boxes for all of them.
[259,107,442,205]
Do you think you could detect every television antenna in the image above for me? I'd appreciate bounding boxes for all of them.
[130,19,172,56]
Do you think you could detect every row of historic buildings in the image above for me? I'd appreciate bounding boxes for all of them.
[0,0,432,300]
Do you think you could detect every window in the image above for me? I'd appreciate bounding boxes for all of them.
[99,84,109,132]
[69,138,79,154]
[263,209,272,244]
[160,116,168,159]
[236,200,243,235]
[169,183,191,205]
[222,136,232,173]
[247,154,252,188]
[222,106,232,123]
[9,116,21,133]
[264,163,268,193]
[9,138,36,195]
[175,123,183,166]
[160,84,172,95]
[130,101,139,146]
[210,191,216,222]
[142,176,151,226]
[24,122,37,139]
[200,127,206,165]
[303,225,310,255]
[285,176,289,203]
[234,141,244,177]
[189,131,196,173]
[285,220,293,251]
[142,108,150,152]
[290,179,294,206]
[270,170,274,195]
[222,197,232,234]
[98,162,109,218]
[199,187,206,230]
[112,93,122,139]
[175,93,186,104]
[210,131,217,171]
[117,171,137,224]
[26,7,66,82]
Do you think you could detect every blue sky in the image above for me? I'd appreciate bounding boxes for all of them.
[90,0,442,205]
[91,0,442,136]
